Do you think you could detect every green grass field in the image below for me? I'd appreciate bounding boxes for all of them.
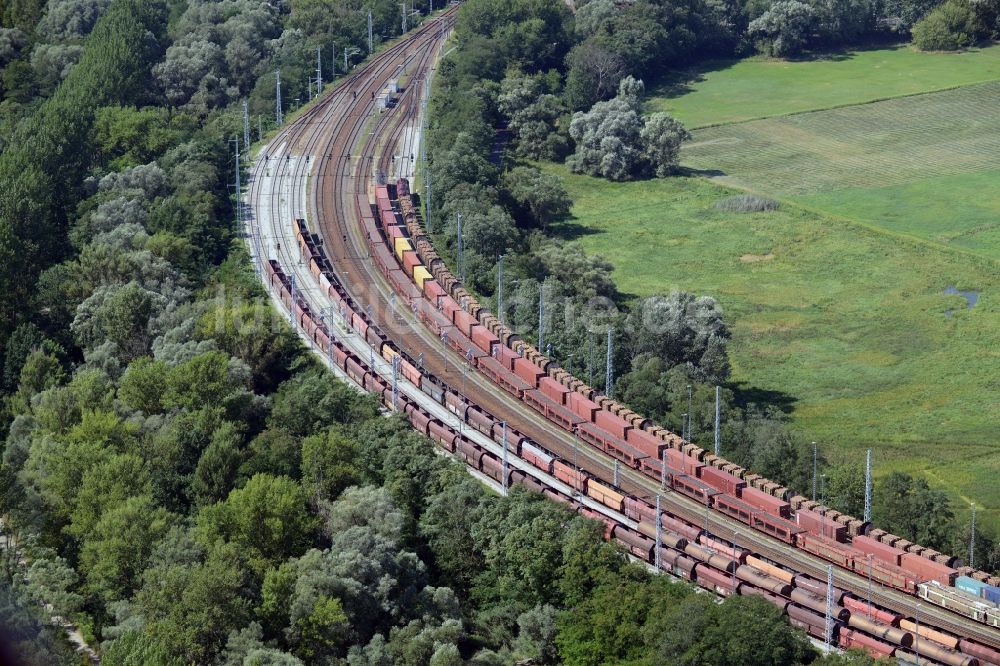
[565,42,1000,530]
[646,44,1000,128]
[543,163,1000,530]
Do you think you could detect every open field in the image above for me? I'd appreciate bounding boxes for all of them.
[542,162,1000,529]
[680,80,1000,260]
[646,44,1000,128]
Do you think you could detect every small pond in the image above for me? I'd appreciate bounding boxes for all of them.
[943,285,979,317]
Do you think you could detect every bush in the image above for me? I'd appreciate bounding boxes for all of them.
[912,0,977,50]
[714,194,781,212]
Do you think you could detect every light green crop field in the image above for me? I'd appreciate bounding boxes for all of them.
[681,81,1000,260]
[542,163,1000,530]
[646,44,1000,128]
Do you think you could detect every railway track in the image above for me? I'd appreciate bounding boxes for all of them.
[244,10,1000,661]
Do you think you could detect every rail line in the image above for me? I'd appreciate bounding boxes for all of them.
[244,10,1000,663]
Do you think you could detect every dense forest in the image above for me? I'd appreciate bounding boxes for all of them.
[0,0,995,663]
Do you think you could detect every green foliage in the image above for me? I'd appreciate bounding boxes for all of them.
[196,474,317,576]
[502,166,572,228]
[654,595,813,665]
[747,0,817,57]
[80,494,175,606]
[269,369,378,438]
[912,0,978,50]
[873,472,955,550]
[300,427,360,502]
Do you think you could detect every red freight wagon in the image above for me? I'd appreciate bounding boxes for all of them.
[385,224,407,245]
[380,207,398,229]
[441,328,484,365]
[899,553,956,586]
[663,513,704,542]
[670,474,718,505]
[376,193,391,211]
[665,447,704,477]
[388,269,421,301]
[695,563,738,596]
[796,509,847,541]
[494,344,519,369]
[751,512,803,544]
[423,278,446,305]
[614,526,655,561]
[520,440,554,474]
[842,597,901,626]
[455,437,483,467]
[797,533,856,569]
[837,629,896,659]
[852,534,905,567]
[372,244,396,278]
[539,376,568,404]
[427,420,456,451]
[477,355,530,398]
[360,211,380,244]
[402,250,421,273]
[699,466,746,495]
[512,356,544,385]
[626,428,667,459]
[414,300,451,335]
[594,409,631,440]
[566,392,600,421]
[553,460,586,492]
[660,548,697,580]
[740,486,791,518]
[480,453,504,483]
[453,308,478,337]
[439,295,461,321]
[575,423,648,468]
[408,408,431,435]
[470,325,500,355]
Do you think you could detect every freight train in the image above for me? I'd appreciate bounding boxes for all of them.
[276,201,1000,665]
[359,177,1000,637]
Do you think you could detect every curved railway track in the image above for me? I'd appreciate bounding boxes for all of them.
[245,11,1000,660]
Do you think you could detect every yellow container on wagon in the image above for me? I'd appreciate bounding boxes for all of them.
[413,265,432,289]
[394,237,412,261]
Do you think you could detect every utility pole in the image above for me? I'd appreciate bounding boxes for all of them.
[242,100,250,154]
[368,10,374,54]
[606,329,613,397]
[687,385,693,441]
[257,114,262,142]
[275,69,283,126]
[864,448,872,523]
[655,494,662,570]
[497,254,504,324]
[231,138,241,229]
[537,281,544,351]
[316,46,322,90]
[401,1,407,32]
[825,565,834,653]
[288,274,296,326]
[970,502,977,568]
[613,459,620,487]
[392,355,399,411]
[812,442,818,502]
[714,385,721,456]
[331,42,336,79]
[915,603,922,665]
[456,213,464,283]
[501,422,508,496]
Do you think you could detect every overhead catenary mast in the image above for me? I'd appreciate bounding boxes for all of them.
[275,69,283,126]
